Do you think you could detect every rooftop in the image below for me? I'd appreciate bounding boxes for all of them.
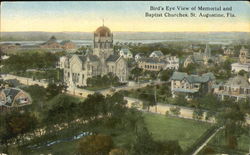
[171,71,215,83]
[139,57,166,64]
[106,54,120,62]
[150,50,164,57]
[225,75,250,88]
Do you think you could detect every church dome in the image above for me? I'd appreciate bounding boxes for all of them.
[95,26,111,37]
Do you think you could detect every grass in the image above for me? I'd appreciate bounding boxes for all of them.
[22,140,80,155]
[84,86,110,91]
[143,113,212,150]
[205,129,250,154]
[19,113,212,154]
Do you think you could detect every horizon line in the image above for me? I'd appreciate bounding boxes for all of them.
[2,31,250,33]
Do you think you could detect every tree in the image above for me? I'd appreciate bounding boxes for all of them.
[156,140,183,155]
[216,104,247,149]
[139,93,155,111]
[169,106,181,116]
[43,95,78,127]
[159,69,174,81]
[121,108,144,134]
[106,92,127,117]
[239,97,250,115]
[192,108,204,120]
[79,93,106,119]
[198,93,220,120]
[202,146,215,154]
[131,127,183,155]
[130,67,143,82]
[86,73,120,88]
[109,148,128,155]
[46,83,63,100]
[23,85,47,110]
[0,111,38,147]
[173,94,188,105]
[78,134,113,155]
[131,127,158,155]
[238,69,248,76]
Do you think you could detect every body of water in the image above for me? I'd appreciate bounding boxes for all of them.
[0,39,233,47]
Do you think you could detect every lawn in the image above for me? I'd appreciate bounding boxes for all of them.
[143,113,212,150]
[19,113,212,154]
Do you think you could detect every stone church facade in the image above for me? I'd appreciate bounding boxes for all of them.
[60,25,129,87]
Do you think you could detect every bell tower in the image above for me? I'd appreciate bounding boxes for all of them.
[93,24,114,60]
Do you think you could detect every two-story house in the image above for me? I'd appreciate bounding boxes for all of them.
[170,72,215,98]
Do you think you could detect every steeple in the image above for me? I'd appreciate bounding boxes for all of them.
[204,44,211,58]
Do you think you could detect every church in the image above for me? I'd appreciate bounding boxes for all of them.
[59,25,129,87]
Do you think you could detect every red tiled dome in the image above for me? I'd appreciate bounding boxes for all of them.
[95,26,111,37]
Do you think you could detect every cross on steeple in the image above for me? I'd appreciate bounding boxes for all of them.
[102,19,104,26]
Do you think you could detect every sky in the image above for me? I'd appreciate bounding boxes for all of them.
[1,1,250,32]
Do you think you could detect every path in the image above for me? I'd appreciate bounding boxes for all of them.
[125,97,215,123]
[192,126,224,155]
[125,97,250,124]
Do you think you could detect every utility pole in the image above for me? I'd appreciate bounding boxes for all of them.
[154,85,157,112]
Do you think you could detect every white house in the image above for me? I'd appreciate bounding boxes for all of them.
[164,55,179,70]
[213,75,250,101]
[119,48,133,59]
[231,63,250,73]
[150,50,164,58]
[231,47,250,73]
[135,53,145,62]
[58,56,68,69]
[170,72,215,98]
[0,88,32,110]
[1,55,10,60]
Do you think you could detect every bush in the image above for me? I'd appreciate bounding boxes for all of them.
[165,111,170,116]
[78,134,113,155]
[202,146,215,154]
[169,107,181,116]
[109,148,128,155]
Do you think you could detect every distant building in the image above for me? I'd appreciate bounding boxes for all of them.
[239,46,250,64]
[231,63,250,73]
[163,55,179,70]
[1,55,10,60]
[213,75,250,101]
[150,50,164,58]
[183,44,217,67]
[138,57,167,71]
[170,72,215,98]
[58,56,68,69]
[135,53,145,62]
[183,55,195,68]
[60,40,76,50]
[138,54,179,71]
[40,36,61,49]
[223,47,235,56]
[119,48,133,59]
[0,43,21,51]
[231,46,250,73]
[0,88,32,111]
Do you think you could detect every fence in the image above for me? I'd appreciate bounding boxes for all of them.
[183,125,220,155]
